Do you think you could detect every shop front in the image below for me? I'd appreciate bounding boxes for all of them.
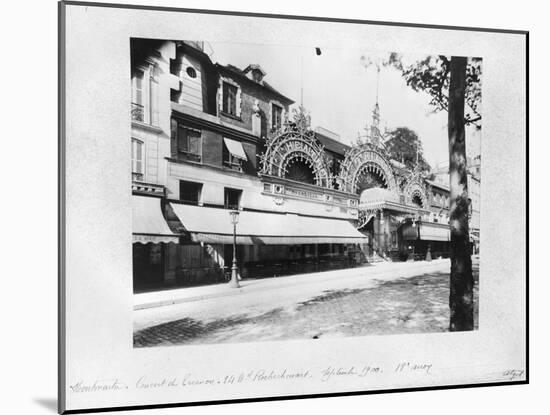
[132,195,369,292]
[399,220,451,260]
[164,202,368,285]
[132,195,179,292]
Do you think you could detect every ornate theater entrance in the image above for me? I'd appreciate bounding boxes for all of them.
[336,142,433,261]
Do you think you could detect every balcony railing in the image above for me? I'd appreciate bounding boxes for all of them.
[132,180,165,196]
[131,102,144,122]
[176,150,202,163]
[223,159,243,172]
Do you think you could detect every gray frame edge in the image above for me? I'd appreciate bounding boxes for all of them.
[58,1,67,414]
[55,1,529,413]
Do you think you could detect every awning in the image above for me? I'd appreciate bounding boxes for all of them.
[359,200,429,215]
[169,203,367,245]
[223,137,247,160]
[419,223,450,242]
[400,222,450,242]
[133,196,179,244]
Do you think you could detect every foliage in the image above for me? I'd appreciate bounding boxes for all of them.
[361,53,482,129]
[387,53,482,129]
[385,127,431,172]
[291,105,312,132]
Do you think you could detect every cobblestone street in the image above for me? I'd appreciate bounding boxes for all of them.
[134,259,479,347]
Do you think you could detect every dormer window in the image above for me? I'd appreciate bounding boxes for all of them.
[243,64,267,83]
[272,103,282,131]
[251,69,263,82]
[270,100,284,132]
[219,77,242,118]
[222,82,238,115]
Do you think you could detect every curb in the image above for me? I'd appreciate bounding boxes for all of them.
[134,260,450,311]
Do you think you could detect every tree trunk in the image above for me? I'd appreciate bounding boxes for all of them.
[448,56,474,331]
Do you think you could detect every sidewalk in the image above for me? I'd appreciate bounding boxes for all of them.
[134,259,450,310]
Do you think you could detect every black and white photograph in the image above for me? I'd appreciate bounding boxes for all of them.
[54,1,529,413]
[131,40,482,347]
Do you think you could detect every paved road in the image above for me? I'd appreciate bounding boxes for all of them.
[134,258,479,347]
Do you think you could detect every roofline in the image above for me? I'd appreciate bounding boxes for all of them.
[314,131,351,156]
[216,63,295,105]
[425,180,450,191]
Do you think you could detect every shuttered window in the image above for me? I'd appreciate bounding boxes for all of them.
[171,123,202,163]
[131,138,144,180]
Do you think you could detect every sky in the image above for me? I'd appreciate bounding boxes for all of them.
[206,41,481,169]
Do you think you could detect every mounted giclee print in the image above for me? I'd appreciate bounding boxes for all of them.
[59,1,528,413]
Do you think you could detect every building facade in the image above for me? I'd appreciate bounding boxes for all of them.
[131,39,459,293]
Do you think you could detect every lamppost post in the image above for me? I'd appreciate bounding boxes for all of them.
[229,210,240,288]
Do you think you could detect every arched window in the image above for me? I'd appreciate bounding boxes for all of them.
[285,158,315,185]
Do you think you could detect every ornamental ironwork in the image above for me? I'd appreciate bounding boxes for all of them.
[357,208,379,229]
[337,144,398,194]
[402,167,429,209]
[259,123,333,188]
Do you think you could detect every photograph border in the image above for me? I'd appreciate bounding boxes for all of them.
[58,1,529,413]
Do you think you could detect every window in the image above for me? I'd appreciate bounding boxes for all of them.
[131,138,144,181]
[131,69,145,122]
[186,66,197,78]
[173,123,202,163]
[224,188,242,210]
[131,64,159,125]
[222,82,238,116]
[180,180,203,205]
[149,64,159,126]
[223,142,243,171]
[271,103,283,130]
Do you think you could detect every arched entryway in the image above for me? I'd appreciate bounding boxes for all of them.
[259,129,333,188]
[337,145,398,194]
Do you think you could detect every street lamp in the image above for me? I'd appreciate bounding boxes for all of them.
[229,210,240,288]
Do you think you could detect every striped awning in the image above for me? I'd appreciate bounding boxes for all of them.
[169,203,367,245]
[223,137,247,160]
[132,196,179,244]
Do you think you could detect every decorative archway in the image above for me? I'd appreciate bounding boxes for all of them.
[403,172,429,209]
[337,145,398,194]
[284,156,316,184]
[259,128,333,188]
